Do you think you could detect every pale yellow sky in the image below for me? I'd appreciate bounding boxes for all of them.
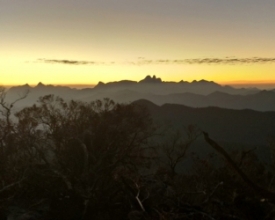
[1,0,275,87]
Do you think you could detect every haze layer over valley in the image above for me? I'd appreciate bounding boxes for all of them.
[4,75,275,150]
[5,75,275,111]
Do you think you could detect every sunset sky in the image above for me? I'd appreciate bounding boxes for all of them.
[1,0,275,88]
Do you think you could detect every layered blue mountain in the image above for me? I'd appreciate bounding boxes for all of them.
[133,100,275,159]
[6,75,275,111]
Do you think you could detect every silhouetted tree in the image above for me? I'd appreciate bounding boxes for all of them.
[11,95,155,219]
[2,89,275,219]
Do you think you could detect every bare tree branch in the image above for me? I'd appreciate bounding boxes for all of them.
[203,131,275,203]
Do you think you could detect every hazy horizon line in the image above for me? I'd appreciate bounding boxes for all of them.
[2,80,275,89]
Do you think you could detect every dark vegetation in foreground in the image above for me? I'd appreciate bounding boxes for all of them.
[1,89,275,219]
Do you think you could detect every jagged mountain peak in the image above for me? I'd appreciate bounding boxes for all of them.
[139,75,162,83]
[36,82,46,87]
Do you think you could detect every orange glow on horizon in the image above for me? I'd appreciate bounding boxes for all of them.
[219,80,275,85]
[2,79,275,90]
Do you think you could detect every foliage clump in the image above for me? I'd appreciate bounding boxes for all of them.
[1,90,275,219]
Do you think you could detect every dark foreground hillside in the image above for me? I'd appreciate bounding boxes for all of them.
[134,99,275,146]
[1,94,275,220]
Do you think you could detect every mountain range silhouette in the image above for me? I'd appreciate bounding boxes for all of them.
[6,75,275,111]
[3,75,275,160]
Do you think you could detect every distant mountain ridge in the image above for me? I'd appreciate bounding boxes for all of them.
[92,75,259,95]
[5,75,275,111]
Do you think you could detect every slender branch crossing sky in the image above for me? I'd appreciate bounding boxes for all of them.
[1,0,275,87]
